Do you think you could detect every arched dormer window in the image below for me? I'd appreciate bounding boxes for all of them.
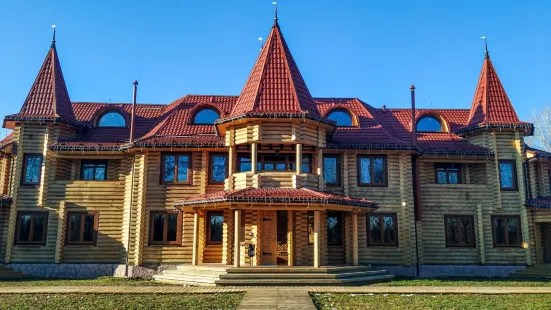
[416,115,443,132]
[326,109,354,126]
[193,108,220,124]
[97,111,126,127]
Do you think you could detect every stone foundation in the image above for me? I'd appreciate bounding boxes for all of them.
[7,263,179,279]
[418,265,525,278]
[371,265,417,277]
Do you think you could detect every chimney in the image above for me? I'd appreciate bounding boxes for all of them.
[410,85,417,146]
[382,105,387,112]
[130,80,138,143]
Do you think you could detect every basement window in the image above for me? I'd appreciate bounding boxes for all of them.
[15,211,48,245]
[445,215,475,247]
[367,213,398,246]
[22,154,42,185]
[80,160,107,181]
[66,212,98,245]
[149,211,182,245]
[492,215,521,247]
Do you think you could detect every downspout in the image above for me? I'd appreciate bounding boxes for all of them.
[523,161,532,202]
[410,85,422,276]
[125,81,139,277]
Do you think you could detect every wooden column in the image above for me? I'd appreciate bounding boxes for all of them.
[234,210,241,267]
[352,213,359,266]
[288,210,295,266]
[314,210,321,268]
[228,146,235,176]
[316,148,323,175]
[251,143,258,175]
[296,144,302,174]
[192,212,200,266]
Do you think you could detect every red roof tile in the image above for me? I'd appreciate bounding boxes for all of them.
[0,132,15,149]
[173,187,378,209]
[228,22,320,118]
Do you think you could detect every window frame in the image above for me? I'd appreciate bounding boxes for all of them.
[434,163,462,184]
[161,153,192,184]
[65,211,99,246]
[323,154,341,186]
[366,213,398,246]
[327,211,344,247]
[326,108,355,127]
[21,153,43,185]
[357,155,388,187]
[148,211,182,246]
[209,153,228,185]
[498,160,518,191]
[416,115,444,132]
[207,211,224,245]
[96,111,127,128]
[444,215,476,248]
[80,159,108,181]
[491,215,522,247]
[192,108,220,125]
[307,212,314,245]
[237,154,253,173]
[15,211,49,245]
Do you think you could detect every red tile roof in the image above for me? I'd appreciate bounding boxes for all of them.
[461,55,532,133]
[526,145,551,159]
[9,43,75,123]
[0,132,15,150]
[173,187,379,209]
[228,22,320,119]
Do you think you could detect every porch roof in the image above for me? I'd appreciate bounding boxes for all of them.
[173,187,379,209]
[526,196,551,209]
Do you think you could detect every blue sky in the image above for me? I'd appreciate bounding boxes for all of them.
[1,0,550,137]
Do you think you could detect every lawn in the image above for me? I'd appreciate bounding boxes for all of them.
[0,293,243,310]
[0,276,175,287]
[312,293,551,310]
[372,277,551,287]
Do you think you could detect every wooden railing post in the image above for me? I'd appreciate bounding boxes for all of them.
[192,212,199,265]
[251,143,258,175]
[234,209,241,267]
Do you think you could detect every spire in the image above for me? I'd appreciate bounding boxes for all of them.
[462,48,527,132]
[482,35,489,59]
[273,2,278,25]
[17,28,75,121]
[228,20,320,118]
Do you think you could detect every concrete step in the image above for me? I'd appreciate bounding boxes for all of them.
[215,274,395,286]
[219,270,387,280]
[153,274,219,286]
[163,269,227,277]
[176,265,228,273]
[225,265,372,274]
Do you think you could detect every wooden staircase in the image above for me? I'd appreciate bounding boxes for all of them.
[154,265,394,286]
[510,265,551,280]
[0,265,25,280]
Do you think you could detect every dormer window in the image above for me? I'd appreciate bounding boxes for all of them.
[416,115,443,132]
[193,108,220,124]
[97,111,126,127]
[327,109,353,126]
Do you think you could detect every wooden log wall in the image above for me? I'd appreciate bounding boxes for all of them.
[0,156,12,195]
[0,207,8,263]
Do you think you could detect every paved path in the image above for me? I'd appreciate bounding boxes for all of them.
[237,288,316,310]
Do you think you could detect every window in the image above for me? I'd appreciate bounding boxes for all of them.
[323,155,341,186]
[162,153,191,184]
[367,213,397,246]
[498,160,517,190]
[492,215,521,247]
[327,212,343,246]
[207,211,224,244]
[238,155,252,172]
[80,160,107,181]
[97,111,126,127]
[22,154,42,185]
[290,157,312,173]
[15,212,48,245]
[445,215,475,247]
[416,115,443,132]
[307,212,314,245]
[66,212,98,245]
[327,109,353,126]
[435,163,461,184]
[193,108,220,124]
[149,211,182,245]
[210,154,228,184]
[357,155,387,186]
[257,154,312,172]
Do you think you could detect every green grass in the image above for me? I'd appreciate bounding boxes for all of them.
[0,276,176,287]
[0,293,243,310]
[311,293,551,310]
[371,277,551,287]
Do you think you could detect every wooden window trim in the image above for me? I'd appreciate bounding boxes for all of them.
[491,215,522,247]
[161,153,192,185]
[366,213,398,246]
[307,212,314,245]
[80,159,108,181]
[207,211,224,245]
[21,153,43,185]
[209,153,228,185]
[444,215,475,248]
[148,211,182,246]
[434,163,462,184]
[65,211,99,245]
[498,160,518,191]
[323,154,341,186]
[327,211,344,247]
[357,155,388,187]
[15,211,49,245]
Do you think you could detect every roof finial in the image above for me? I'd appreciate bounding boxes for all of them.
[51,24,56,44]
[481,36,489,59]
[258,37,264,51]
[272,2,278,24]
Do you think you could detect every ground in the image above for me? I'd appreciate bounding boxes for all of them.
[373,277,551,287]
[0,276,174,287]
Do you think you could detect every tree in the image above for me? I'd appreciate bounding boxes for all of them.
[526,105,551,152]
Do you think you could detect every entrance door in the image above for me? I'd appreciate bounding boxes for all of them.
[260,210,277,265]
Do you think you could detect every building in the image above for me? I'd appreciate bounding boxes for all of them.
[0,17,550,282]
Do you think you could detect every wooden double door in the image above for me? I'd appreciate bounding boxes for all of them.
[260,210,289,265]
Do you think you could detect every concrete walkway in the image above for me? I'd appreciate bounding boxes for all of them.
[237,288,316,310]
